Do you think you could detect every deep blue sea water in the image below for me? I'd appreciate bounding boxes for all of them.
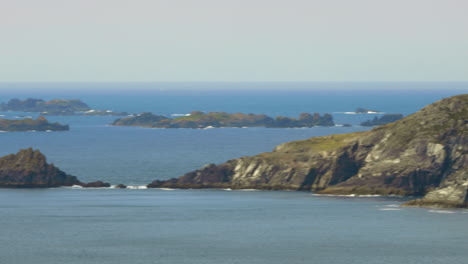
[0,82,467,264]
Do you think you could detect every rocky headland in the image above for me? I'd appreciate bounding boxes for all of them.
[112,111,334,128]
[0,148,111,188]
[148,94,468,208]
[360,114,404,126]
[0,116,69,131]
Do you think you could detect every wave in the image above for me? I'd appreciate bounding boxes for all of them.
[379,208,401,211]
[428,210,457,214]
[312,194,383,197]
[171,113,191,117]
[126,185,148,189]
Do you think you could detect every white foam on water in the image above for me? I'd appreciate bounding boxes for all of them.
[428,210,457,214]
[385,204,400,207]
[223,188,232,191]
[70,185,84,189]
[379,208,401,211]
[126,185,148,189]
[171,113,191,117]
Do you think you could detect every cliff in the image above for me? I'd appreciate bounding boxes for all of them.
[0,98,90,112]
[0,116,69,131]
[112,111,334,128]
[0,148,111,188]
[148,94,468,208]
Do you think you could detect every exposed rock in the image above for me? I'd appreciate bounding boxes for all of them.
[80,181,111,188]
[148,94,468,208]
[355,107,382,114]
[0,116,69,131]
[112,112,169,126]
[114,184,127,189]
[112,111,334,128]
[0,98,90,112]
[0,148,80,188]
[360,114,403,126]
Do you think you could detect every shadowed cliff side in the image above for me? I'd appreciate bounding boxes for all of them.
[148,94,468,208]
[0,148,110,188]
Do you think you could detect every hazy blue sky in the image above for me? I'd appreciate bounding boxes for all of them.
[1,0,467,82]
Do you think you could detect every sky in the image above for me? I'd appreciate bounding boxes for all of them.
[0,0,467,82]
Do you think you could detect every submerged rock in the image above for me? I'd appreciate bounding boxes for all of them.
[148,94,468,208]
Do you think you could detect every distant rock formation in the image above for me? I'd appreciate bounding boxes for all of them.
[148,94,468,208]
[0,98,90,112]
[112,111,335,128]
[0,148,111,188]
[360,114,403,126]
[0,116,69,131]
[354,107,382,114]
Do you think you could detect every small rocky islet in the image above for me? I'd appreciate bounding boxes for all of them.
[0,148,111,188]
[0,98,127,116]
[0,116,69,132]
[112,111,335,128]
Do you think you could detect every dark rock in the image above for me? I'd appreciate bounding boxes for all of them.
[355,107,381,113]
[0,116,69,131]
[360,114,403,126]
[112,112,169,126]
[115,184,127,189]
[80,181,111,188]
[148,94,468,208]
[0,148,81,188]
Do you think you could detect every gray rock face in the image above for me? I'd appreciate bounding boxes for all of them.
[148,94,468,208]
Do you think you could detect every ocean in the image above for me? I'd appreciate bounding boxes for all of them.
[0,82,467,263]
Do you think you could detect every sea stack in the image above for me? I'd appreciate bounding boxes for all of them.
[0,148,111,188]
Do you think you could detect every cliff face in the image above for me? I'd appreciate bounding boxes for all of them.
[148,94,468,208]
[0,148,80,188]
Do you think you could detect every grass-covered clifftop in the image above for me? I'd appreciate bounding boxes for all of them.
[148,94,468,208]
[0,116,69,131]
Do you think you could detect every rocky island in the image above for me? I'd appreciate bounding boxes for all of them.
[0,98,91,112]
[0,148,111,188]
[0,98,128,116]
[112,111,335,128]
[148,94,468,208]
[0,116,69,131]
[360,114,403,126]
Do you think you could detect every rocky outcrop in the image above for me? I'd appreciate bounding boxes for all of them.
[0,98,90,112]
[0,116,69,131]
[148,94,468,208]
[0,148,110,188]
[112,112,169,126]
[360,114,403,126]
[112,111,334,128]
